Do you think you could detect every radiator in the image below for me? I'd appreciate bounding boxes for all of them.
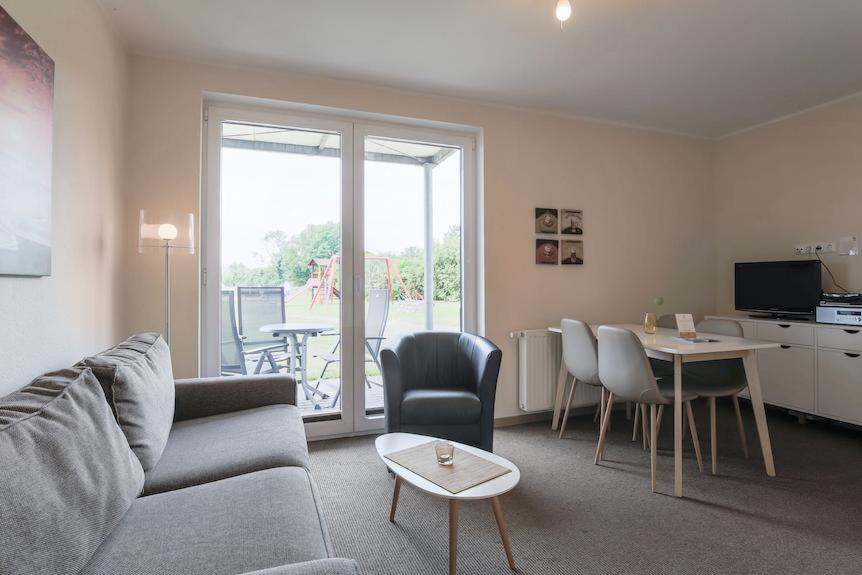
[511,329,603,413]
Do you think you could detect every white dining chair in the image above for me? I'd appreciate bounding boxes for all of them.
[597,326,704,492]
[683,318,750,474]
[557,319,606,438]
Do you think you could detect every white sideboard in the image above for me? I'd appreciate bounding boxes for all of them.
[707,315,862,426]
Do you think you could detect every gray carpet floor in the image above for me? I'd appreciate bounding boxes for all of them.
[308,402,862,574]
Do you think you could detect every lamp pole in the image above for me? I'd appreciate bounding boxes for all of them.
[164,239,172,345]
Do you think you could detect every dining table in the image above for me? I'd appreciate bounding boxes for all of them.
[260,322,335,404]
[548,323,780,497]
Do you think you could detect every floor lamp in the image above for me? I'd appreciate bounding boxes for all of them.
[138,210,195,345]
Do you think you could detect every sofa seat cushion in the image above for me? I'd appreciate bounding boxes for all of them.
[82,468,334,575]
[81,333,175,471]
[0,369,144,575]
[400,388,481,425]
[143,404,309,495]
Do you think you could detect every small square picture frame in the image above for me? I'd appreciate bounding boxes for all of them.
[560,240,584,265]
[535,208,559,234]
[561,209,583,235]
[535,239,559,265]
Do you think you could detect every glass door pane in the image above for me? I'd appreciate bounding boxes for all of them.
[362,135,463,416]
[218,121,346,420]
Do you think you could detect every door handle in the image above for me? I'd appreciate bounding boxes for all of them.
[778,324,791,328]
[845,352,860,358]
[780,345,791,349]
[843,329,860,335]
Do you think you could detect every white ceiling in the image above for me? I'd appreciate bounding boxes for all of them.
[97,0,862,138]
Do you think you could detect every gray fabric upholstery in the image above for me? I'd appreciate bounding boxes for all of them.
[144,404,310,495]
[243,559,361,575]
[0,368,144,575]
[381,331,502,452]
[81,333,175,471]
[400,388,481,425]
[82,468,334,575]
[173,374,296,421]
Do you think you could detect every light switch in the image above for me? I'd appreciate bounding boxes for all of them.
[839,236,859,256]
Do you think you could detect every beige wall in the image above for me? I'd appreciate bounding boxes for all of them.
[123,54,715,419]
[0,0,127,395]
[714,95,862,312]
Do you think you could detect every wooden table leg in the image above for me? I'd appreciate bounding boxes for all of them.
[673,354,683,497]
[449,499,459,575]
[389,476,402,522]
[491,496,516,571]
[742,350,776,476]
[551,360,570,431]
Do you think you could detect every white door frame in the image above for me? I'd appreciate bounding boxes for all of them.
[202,100,479,439]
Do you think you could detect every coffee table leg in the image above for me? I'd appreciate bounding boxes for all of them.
[491,496,516,570]
[449,499,458,575]
[389,476,402,523]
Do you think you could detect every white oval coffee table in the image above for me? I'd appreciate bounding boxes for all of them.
[375,433,520,575]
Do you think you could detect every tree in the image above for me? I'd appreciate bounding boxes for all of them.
[279,222,340,287]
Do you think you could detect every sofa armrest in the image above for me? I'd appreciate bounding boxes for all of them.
[241,558,360,575]
[173,374,296,421]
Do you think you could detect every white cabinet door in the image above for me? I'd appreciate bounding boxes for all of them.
[817,349,862,424]
[756,323,815,346]
[756,345,816,411]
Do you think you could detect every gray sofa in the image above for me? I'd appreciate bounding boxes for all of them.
[0,333,359,575]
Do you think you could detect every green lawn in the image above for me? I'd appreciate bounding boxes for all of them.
[280,293,461,381]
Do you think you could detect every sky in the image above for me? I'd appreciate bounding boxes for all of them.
[220,144,461,272]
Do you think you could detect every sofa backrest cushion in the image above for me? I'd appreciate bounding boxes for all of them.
[81,333,175,471]
[0,368,145,575]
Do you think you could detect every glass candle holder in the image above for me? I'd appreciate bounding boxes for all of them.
[434,441,455,466]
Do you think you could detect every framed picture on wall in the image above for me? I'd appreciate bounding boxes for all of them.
[561,209,583,235]
[535,239,559,264]
[535,208,558,234]
[561,240,584,265]
[0,7,55,277]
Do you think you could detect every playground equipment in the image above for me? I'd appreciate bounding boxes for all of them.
[285,255,419,308]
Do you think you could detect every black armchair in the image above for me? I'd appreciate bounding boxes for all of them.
[380,332,502,452]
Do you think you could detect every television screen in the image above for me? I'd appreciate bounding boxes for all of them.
[735,260,822,315]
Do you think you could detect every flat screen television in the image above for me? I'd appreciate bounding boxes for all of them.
[735,260,822,317]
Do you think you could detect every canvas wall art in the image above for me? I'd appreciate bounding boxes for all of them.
[0,6,54,276]
[561,209,583,235]
[535,239,559,264]
[535,208,558,234]
[561,240,584,265]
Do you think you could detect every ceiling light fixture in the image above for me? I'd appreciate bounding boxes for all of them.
[555,0,572,27]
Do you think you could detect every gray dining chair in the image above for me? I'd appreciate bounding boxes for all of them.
[220,290,281,376]
[558,319,606,438]
[317,288,391,408]
[684,318,750,474]
[596,326,704,492]
[237,286,290,353]
[656,314,677,329]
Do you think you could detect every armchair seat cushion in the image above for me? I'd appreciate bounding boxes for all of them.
[143,404,309,495]
[400,388,481,426]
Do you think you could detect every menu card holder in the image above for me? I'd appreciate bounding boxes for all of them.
[676,313,697,339]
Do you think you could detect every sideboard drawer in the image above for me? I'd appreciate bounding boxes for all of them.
[756,323,815,346]
[756,345,815,411]
[817,349,862,424]
[817,326,862,352]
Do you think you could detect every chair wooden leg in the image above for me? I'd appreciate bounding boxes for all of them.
[709,397,717,475]
[559,379,578,438]
[599,387,607,433]
[389,476,402,522]
[641,403,649,450]
[594,392,615,464]
[685,401,704,473]
[732,395,749,459]
[632,402,640,442]
[593,399,601,423]
[656,405,665,443]
[650,404,658,492]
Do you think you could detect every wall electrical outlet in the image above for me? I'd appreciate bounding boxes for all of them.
[795,244,812,255]
[814,242,836,253]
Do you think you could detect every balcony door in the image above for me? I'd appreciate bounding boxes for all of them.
[203,103,476,438]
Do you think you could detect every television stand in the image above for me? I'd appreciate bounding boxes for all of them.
[747,312,813,321]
